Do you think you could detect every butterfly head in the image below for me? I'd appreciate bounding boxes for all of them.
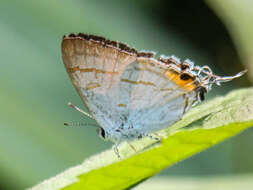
[96,127,123,142]
[97,127,107,140]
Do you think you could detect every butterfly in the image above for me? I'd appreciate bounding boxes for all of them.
[61,33,246,157]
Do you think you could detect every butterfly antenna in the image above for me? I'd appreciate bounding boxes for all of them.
[68,102,94,119]
[64,122,98,127]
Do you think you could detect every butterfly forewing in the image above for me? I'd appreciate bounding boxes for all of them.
[62,37,138,130]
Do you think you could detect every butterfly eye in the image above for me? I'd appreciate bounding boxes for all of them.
[97,127,106,139]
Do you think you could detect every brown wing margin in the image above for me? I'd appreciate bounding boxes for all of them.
[62,33,155,58]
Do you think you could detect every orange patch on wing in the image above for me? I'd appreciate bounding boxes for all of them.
[164,70,197,91]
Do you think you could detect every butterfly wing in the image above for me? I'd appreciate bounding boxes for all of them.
[61,34,199,134]
[62,35,139,130]
[125,57,198,134]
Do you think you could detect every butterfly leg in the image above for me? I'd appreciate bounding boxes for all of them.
[68,102,94,119]
[127,142,136,152]
[113,142,121,158]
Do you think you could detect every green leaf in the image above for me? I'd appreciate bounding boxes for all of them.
[129,174,253,190]
[30,88,253,190]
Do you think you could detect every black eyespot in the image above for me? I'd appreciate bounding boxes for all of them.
[100,128,105,139]
[180,73,192,80]
[196,86,207,101]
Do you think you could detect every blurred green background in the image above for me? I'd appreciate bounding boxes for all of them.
[0,0,252,189]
